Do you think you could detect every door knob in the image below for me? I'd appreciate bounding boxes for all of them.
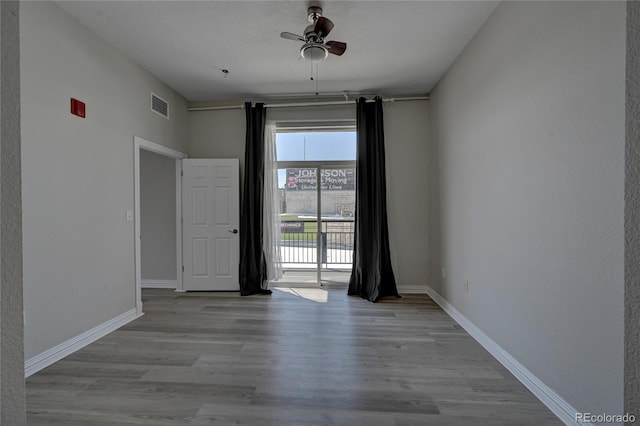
[229,229,238,234]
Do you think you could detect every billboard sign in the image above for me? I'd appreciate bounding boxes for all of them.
[286,168,355,191]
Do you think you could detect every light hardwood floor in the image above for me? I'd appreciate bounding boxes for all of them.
[26,288,562,425]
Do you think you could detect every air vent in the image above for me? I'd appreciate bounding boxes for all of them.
[151,93,169,119]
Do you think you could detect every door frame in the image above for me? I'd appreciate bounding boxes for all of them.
[133,136,187,315]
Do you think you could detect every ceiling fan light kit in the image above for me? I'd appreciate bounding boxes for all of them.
[301,44,328,61]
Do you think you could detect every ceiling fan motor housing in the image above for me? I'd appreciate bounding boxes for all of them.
[304,24,320,43]
[300,43,328,61]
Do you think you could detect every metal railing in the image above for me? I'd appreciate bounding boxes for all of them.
[280,219,354,267]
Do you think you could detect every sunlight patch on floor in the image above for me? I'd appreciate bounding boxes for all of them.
[273,287,329,303]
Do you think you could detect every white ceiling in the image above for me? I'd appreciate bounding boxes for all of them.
[55,1,499,102]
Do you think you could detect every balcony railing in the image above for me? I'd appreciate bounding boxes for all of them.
[280,219,354,268]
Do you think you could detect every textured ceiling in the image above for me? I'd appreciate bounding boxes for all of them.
[55,1,499,102]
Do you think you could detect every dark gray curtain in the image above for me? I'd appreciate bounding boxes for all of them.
[348,97,400,302]
[239,102,272,296]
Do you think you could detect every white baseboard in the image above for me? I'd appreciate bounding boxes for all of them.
[25,308,141,378]
[424,285,586,426]
[397,284,429,294]
[141,279,177,289]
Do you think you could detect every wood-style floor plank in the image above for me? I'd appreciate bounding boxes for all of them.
[26,288,562,425]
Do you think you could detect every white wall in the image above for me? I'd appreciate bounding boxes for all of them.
[188,100,430,289]
[428,1,625,418]
[140,149,176,282]
[20,1,188,360]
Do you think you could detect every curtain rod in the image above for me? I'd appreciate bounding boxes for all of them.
[187,96,430,112]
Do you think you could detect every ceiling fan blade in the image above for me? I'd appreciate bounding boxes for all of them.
[314,17,334,38]
[326,41,347,56]
[280,32,305,42]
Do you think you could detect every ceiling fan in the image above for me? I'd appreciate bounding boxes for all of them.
[280,6,347,61]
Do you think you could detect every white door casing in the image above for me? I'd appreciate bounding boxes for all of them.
[134,136,186,315]
[182,159,240,291]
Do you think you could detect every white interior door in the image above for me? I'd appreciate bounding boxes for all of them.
[182,159,239,291]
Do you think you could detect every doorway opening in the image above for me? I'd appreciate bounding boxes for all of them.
[139,150,178,290]
[273,129,356,287]
[133,137,186,315]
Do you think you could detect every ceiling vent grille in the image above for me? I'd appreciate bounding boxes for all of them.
[151,93,169,119]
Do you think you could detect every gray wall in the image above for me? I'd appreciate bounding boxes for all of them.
[188,100,430,289]
[20,1,188,360]
[189,108,246,173]
[428,1,625,417]
[384,100,429,290]
[140,149,176,281]
[0,1,25,423]
[626,1,640,420]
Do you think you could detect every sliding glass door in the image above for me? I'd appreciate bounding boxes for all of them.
[273,130,356,286]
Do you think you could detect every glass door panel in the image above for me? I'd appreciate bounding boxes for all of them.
[320,167,355,286]
[277,167,319,285]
